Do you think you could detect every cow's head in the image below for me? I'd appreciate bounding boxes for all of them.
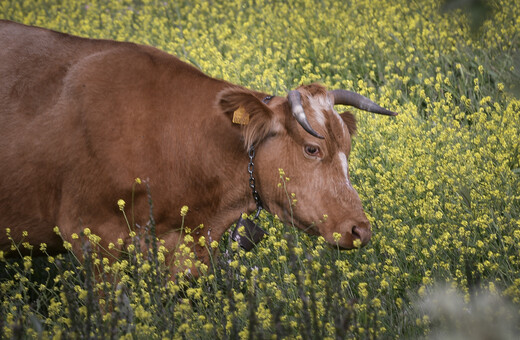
[218,84,396,249]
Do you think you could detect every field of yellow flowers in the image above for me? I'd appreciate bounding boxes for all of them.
[1,0,519,338]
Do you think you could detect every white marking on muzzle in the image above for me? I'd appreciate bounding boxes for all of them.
[338,152,352,188]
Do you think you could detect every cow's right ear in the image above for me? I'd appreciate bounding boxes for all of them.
[339,111,357,136]
[217,87,279,149]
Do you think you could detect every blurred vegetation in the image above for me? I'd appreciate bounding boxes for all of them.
[442,0,520,94]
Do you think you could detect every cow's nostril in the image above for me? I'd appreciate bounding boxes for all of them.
[351,225,371,246]
[352,226,361,240]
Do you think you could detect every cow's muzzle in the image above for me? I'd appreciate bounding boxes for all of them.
[330,220,372,249]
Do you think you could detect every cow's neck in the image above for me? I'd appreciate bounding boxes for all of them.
[157,81,269,270]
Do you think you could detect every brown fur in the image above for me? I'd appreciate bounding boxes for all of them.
[0,21,371,275]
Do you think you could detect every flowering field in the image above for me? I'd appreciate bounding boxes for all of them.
[1,0,520,338]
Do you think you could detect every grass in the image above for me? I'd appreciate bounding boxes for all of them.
[1,0,520,338]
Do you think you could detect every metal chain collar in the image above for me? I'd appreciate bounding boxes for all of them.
[247,95,273,219]
[230,95,273,250]
[248,146,263,219]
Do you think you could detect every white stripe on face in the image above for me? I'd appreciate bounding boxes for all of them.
[338,152,352,188]
[307,95,331,127]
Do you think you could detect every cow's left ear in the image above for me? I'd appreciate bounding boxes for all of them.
[217,87,279,149]
[339,111,357,136]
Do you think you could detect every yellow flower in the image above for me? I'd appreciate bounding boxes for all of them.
[135,177,142,184]
[210,241,219,249]
[117,199,125,211]
[358,282,368,298]
[63,241,72,251]
[380,279,389,290]
[141,263,151,273]
[180,205,189,216]
[198,236,206,247]
[333,232,342,242]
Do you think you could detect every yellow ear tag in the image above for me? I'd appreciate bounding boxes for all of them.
[232,106,249,125]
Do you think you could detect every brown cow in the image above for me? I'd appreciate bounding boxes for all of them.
[0,20,396,274]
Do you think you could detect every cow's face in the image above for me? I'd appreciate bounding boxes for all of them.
[254,85,370,249]
[218,84,395,249]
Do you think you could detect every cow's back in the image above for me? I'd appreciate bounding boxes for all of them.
[2,21,98,117]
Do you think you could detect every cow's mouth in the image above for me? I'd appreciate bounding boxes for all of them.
[300,221,320,235]
[278,208,369,249]
[329,243,351,250]
[279,208,320,235]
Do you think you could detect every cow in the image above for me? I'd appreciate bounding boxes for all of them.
[0,20,396,275]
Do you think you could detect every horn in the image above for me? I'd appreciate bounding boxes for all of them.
[287,90,324,139]
[330,89,398,116]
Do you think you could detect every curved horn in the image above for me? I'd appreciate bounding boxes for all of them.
[330,89,398,116]
[287,90,324,139]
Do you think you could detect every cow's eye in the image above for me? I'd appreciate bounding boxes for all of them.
[304,145,320,157]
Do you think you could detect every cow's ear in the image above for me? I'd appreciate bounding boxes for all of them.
[339,111,357,136]
[217,87,279,149]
